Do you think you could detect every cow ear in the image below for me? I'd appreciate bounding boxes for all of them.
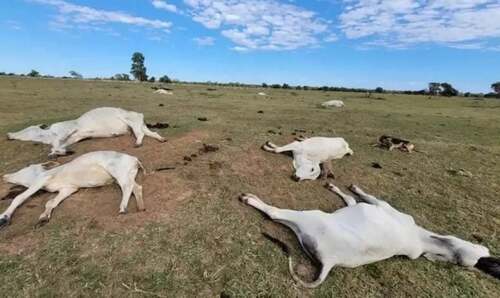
[41,161,60,170]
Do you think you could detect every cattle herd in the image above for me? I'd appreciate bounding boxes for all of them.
[1,107,499,287]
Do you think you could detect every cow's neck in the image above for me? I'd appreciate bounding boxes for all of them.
[417,227,457,260]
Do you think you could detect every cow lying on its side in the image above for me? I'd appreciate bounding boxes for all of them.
[1,151,145,227]
[321,100,345,108]
[262,137,353,181]
[378,135,414,152]
[240,185,499,288]
[7,107,166,156]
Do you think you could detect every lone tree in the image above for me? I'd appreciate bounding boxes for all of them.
[130,52,147,81]
[114,73,130,81]
[375,87,384,93]
[28,69,40,77]
[428,82,441,95]
[69,70,83,79]
[158,75,171,83]
[440,82,459,97]
[491,82,500,94]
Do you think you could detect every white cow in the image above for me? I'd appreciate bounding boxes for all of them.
[154,89,173,95]
[240,184,499,288]
[321,100,345,108]
[258,92,267,96]
[7,107,166,156]
[1,151,145,227]
[262,137,353,181]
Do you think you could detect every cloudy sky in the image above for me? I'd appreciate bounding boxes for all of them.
[1,0,499,92]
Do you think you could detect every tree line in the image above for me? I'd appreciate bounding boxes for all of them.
[1,51,499,99]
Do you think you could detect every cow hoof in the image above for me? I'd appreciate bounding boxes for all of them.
[35,218,49,229]
[119,210,127,215]
[159,139,167,143]
[134,144,142,148]
[239,193,252,203]
[348,184,359,192]
[0,217,10,229]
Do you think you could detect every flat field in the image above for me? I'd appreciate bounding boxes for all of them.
[0,77,499,297]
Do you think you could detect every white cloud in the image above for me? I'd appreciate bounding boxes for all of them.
[183,0,333,51]
[32,0,172,33]
[193,36,215,46]
[339,0,500,50]
[152,0,178,13]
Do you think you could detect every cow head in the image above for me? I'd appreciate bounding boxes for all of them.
[7,124,54,145]
[292,156,321,181]
[3,161,59,187]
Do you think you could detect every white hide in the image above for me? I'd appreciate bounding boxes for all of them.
[1,151,145,226]
[263,137,353,181]
[321,100,345,108]
[7,107,165,156]
[241,184,491,288]
[154,89,173,95]
[258,92,267,96]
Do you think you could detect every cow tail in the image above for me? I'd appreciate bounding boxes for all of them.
[137,160,147,175]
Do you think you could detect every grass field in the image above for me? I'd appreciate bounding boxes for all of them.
[0,77,499,297]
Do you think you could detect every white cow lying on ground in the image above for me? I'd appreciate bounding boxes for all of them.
[262,137,353,181]
[1,151,145,227]
[7,107,166,157]
[321,100,344,108]
[240,184,499,288]
[154,89,173,95]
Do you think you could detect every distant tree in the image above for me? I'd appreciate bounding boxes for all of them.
[0,72,5,76]
[303,86,309,91]
[158,75,171,83]
[130,52,147,81]
[114,73,130,81]
[295,85,302,90]
[7,73,15,76]
[491,82,500,94]
[69,70,83,79]
[375,87,384,93]
[428,82,441,95]
[282,83,291,89]
[262,83,268,88]
[270,84,281,89]
[440,82,459,97]
[28,69,40,77]
[148,76,156,83]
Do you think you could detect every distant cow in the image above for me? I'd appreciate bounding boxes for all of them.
[378,135,414,152]
[262,137,353,181]
[7,107,166,156]
[1,151,145,227]
[154,89,173,95]
[240,184,499,288]
[321,100,344,108]
[258,92,267,96]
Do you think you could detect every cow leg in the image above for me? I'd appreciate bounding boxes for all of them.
[326,183,356,207]
[240,193,304,228]
[262,141,298,154]
[37,188,77,226]
[129,123,145,147]
[0,178,48,227]
[349,185,390,207]
[118,183,134,214]
[132,183,145,211]
[320,162,335,179]
[141,125,166,142]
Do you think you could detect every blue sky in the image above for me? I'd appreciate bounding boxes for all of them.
[1,0,499,92]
